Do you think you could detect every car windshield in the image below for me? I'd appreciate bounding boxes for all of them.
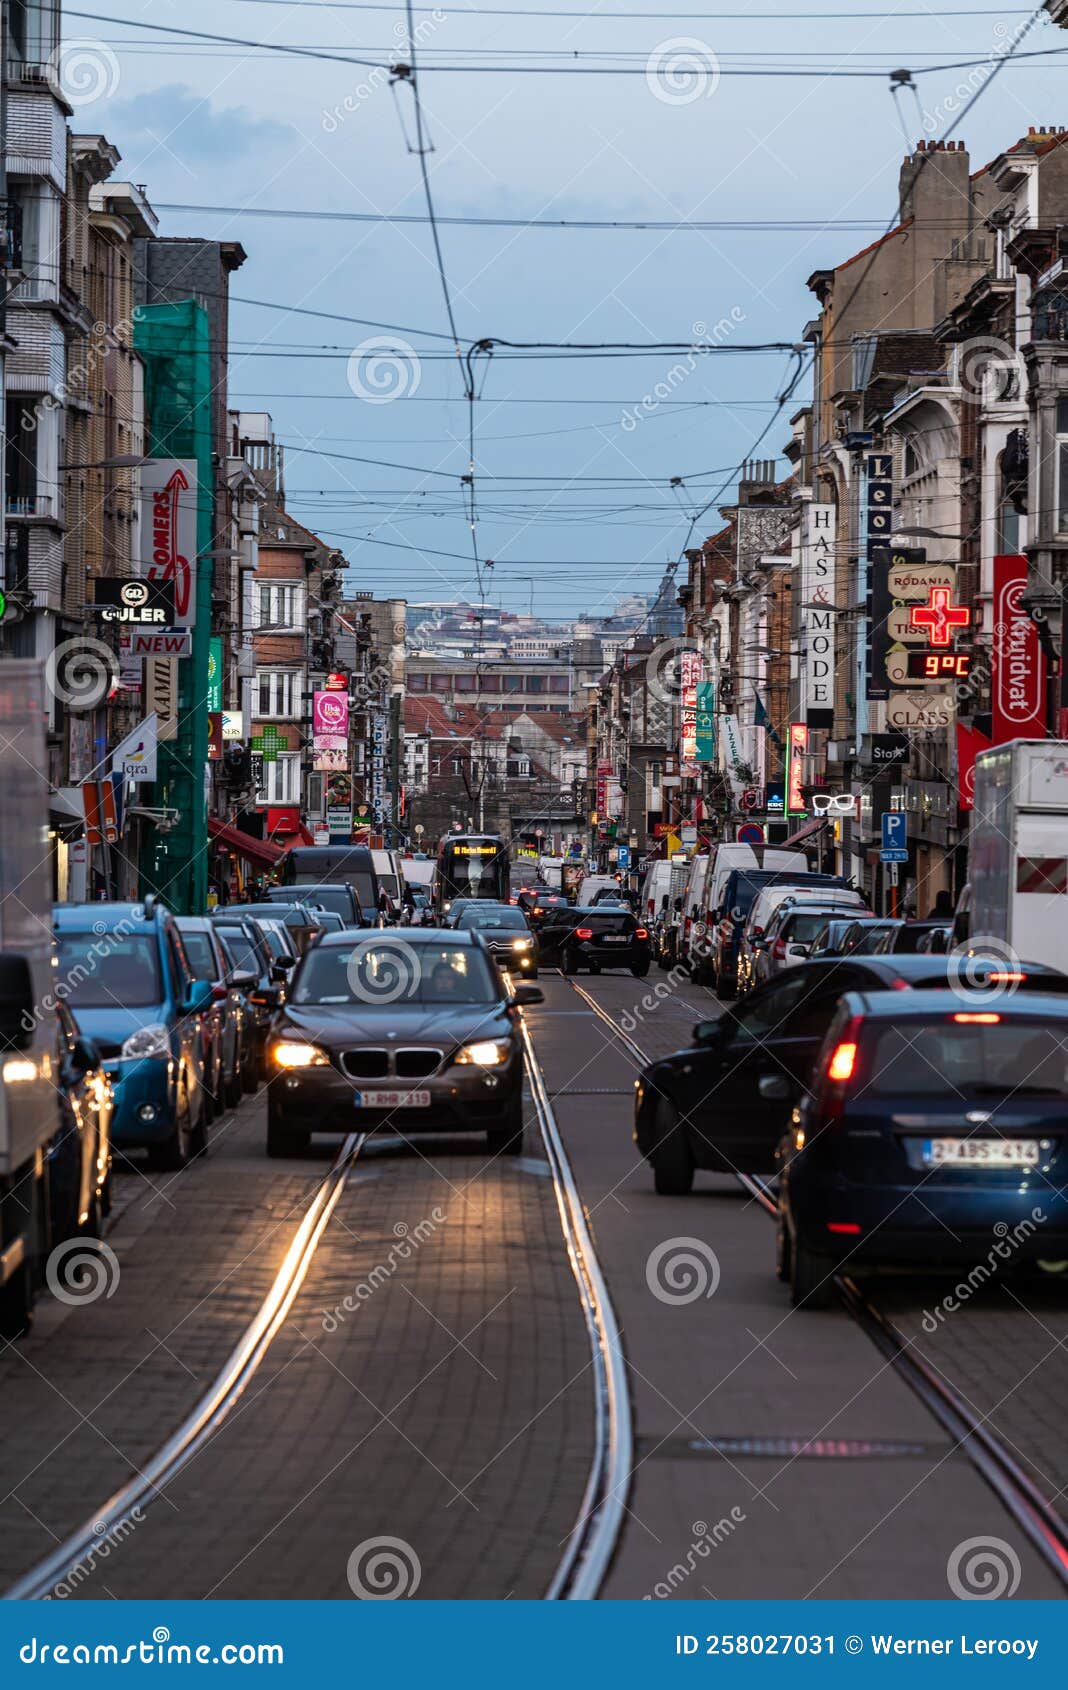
[292,941,500,1006]
[461,908,527,931]
[257,926,291,959]
[849,924,896,954]
[55,933,163,1009]
[180,931,219,980]
[784,911,845,942]
[215,928,262,978]
[863,1020,1068,1097]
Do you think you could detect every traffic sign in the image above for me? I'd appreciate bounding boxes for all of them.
[737,822,765,844]
[616,844,630,869]
[880,811,908,862]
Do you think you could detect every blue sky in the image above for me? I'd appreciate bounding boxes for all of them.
[65,0,1066,618]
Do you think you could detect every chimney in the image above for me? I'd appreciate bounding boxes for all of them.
[898,138,970,223]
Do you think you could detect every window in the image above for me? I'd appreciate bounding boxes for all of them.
[257,752,300,805]
[455,673,477,693]
[1057,400,1068,533]
[525,674,544,693]
[408,673,427,693]
[431,673,450,694]
[549,675,569,694]
[256,670,301,719]
[504,674,523,693]
[256,582,305,631]
[480,675,500,693]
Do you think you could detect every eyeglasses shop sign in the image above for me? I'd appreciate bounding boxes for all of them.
[799,503,836,730]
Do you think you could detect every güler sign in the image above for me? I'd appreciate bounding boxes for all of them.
[992,554,1045,741]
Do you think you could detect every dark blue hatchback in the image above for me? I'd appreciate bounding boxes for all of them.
[777,989,1068,1308]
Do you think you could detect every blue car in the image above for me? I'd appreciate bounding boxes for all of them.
[777,989,1068,1308]
[52,898,213,1169]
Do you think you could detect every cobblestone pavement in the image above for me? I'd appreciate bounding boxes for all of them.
[526,968,1063,1600]
[0,1079,591,1599]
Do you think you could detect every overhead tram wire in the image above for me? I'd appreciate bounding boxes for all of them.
[157,204,1044,233]
[216,0,1035,16]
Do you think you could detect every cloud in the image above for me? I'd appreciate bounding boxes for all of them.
[108,84,294,164]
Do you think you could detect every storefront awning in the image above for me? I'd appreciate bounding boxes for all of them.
[781,816,828,847]
[207,816,285,868]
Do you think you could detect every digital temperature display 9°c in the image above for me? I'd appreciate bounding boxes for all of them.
[905,651,972,680]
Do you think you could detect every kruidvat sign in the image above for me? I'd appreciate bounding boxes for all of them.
[992,554,1045,742]
[140,459,198,626]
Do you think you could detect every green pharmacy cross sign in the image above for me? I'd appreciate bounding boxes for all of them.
[251,725,288,765]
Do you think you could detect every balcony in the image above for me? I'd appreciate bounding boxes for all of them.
[6,493,55,519]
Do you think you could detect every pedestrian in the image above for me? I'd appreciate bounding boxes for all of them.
[928,888,954,919]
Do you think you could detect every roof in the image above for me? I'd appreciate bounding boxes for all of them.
[847,987,1068,1016]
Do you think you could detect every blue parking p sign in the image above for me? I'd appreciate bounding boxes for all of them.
[880,812,908,862]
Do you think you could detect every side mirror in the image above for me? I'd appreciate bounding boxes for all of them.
[793,944,811,959]
[185,978,214,1015]
[758,1073,791,1101]
[512,983,544,1006]
[228,968,257,990]
[69,1034,100,1075]
[692,1019,721,1045]
[270,960,292,982]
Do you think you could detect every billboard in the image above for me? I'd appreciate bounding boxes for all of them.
[139,459,199,626]
[799,503,836,728]
[992,554,1045,742]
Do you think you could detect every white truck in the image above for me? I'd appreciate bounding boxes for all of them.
[0,661,62,1336]
[969,738,1068,971]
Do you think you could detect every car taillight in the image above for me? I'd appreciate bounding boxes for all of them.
[772,938,787,960]
[986,971,1024,983]
[827,1041,857,1082]
[683,917,692,935]
[635,927,648,939]
[954,1011,1000,1024]
[575,927,593,940]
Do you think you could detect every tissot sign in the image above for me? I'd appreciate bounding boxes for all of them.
[992,554,1045,741]
[140,459,198,626]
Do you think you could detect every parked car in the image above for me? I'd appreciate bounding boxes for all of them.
[265,931,543,1158]
[704,867,852,997]
[632,954,1068,1196]
[870,919,953,955]
[737,884,868,995]
[803,916,899,962]
[777,990,1068,1308]
[47,1001,113,1244]
[677,855,713,978]
[262,883,363,927]
[456,904,539,978]
[239,901,326,957]
[210,911,289,1077]
[560,906,650,977]
[750,905,882,990]
[176,917,249,1111]
[53,899,213,1168]
[528,893,570,930]
[917,924,952,954]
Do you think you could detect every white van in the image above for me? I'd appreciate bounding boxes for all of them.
[737,884,868,995]
[639,860,674,923]
[578,874,623,906]
[703,845,811,926]
[371,849,404,910]
[677,855,713,974]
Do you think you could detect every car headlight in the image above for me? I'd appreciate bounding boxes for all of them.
[455,1038,513,1067]
[511,937,532,950]
[271,1040,330,1069]
[121,1023,171,1061]
[3,1057,37,1083]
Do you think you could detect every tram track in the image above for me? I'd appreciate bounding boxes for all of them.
[6,1011,632,1602]
[562,974,1068,1593]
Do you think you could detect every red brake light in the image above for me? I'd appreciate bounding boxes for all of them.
[635,927,648,939]
[827,1222,861,1236]
[827,1041,857,1082]
[953,1011,1000,1024]
[891,977,910,991]
[683,917,692,934]
[575,927,593,940]
[986,971,1024,983]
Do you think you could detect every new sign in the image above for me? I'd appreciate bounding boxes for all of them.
[799,503,836,729]
[140,459,198,626]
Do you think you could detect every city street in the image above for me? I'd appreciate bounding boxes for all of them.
[1,976,1064,1602]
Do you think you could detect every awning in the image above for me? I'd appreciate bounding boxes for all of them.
[49,787,85,839]
[207,815,285,868]
[781,816,828,847]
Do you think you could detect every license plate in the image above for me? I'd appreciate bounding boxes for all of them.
[353,1089,431,1109]
[600,935,628,944]
[923,1137,1040,1169]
